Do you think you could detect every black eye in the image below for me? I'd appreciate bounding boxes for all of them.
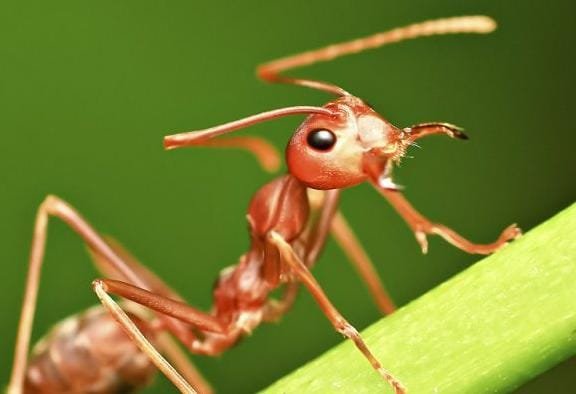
[307,129,336,151]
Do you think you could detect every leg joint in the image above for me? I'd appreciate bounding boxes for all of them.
[335,319,359,339]
[40,194,68,215]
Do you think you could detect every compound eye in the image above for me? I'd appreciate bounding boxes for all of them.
[307,129,336,151]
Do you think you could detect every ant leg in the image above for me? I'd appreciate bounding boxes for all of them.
[92,279,243,358]
[331,211,396,314]
[88,238,213,394]
[305,189,396,314]
[378,188,521,254]
[261,188,342,322]
[267,231,406,394]
[92,281,196,394]
[258,188,341,322]
[199,136,281,173]
[162,134,281,173]
[87,236,186,301]
[7,199,51,394]
[154,334,214,394]
[262,282,300,322]
[8,195,193,394]
[92,279,225,334]
[302,189,341,267]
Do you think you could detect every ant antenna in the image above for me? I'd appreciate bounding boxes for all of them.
[164,106,333,148]
[258,15,497,96]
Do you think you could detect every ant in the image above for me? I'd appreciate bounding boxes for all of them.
[8,16,521,394]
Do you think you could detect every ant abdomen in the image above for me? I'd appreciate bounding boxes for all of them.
[24,306,156,394]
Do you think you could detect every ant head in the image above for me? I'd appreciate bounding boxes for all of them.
[166,16,487,190]
[286,95,406,190]
[165,96,465,192]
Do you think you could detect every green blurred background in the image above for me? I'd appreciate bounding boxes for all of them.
[1,0,574,392]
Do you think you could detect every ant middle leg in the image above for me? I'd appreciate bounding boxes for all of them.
[306,189,397,315]
[92,278,247,359]
[330,210,397,314]
[88,237,214,393]
[93,281,196,394]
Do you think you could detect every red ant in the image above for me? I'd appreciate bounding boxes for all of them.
[8,16,520,394]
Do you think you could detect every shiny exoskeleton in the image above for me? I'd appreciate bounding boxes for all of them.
[24,307,155,393]
[9,16,520,394]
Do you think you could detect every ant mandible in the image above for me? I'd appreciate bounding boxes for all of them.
[9,16,520,394]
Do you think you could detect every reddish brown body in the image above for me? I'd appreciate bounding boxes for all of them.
[206,176,309,349]
[9,15,520,394]
[24,307,155,394]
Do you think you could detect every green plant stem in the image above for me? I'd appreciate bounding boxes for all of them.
[262,203,576,393]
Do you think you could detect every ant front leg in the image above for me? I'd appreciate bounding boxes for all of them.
[188,136,281,173]
[377,188,521,255]
[267,231,406,394]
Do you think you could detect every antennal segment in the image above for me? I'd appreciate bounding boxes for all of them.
[164,106,333,149]
[258,15,496,96]
[164,106,334,171]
